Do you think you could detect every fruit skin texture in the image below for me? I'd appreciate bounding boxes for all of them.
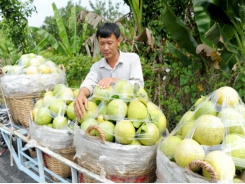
[77,101,98,123]
[194,100,217,119]
[217,108,245,135]
[212,86,239,107]
[138,122,160,146]
[66,102,76,120]
[203,150,235,181]
[113,79,134,100]
[223,133,245,170]
[193,114,224,146]
[127,99,148,120]
[174,139,205,172]
[106,99,128,119]
[35,107,53,125]
[49,99,67,116]
[96,120,115,142]
[160,135,182,161]
[114,120,135,145]
[93,85,113,103]
[80,118,98,136]
[52,116,68,129]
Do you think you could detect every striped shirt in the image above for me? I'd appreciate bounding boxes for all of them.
[80,51,144,95]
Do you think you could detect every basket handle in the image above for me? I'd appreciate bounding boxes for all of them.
[86,125,106,143]
[186,159,218,181]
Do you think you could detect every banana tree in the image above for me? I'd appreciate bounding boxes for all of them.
[30,3,89,57]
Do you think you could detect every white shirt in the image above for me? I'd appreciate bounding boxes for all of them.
[81,51,144,95]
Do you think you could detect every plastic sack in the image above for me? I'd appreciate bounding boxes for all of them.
[73,124,157,183]
[157,86,245,183]
[28,119,74,151]
[1,72,66,97]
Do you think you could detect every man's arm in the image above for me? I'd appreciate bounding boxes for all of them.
[129,54,144,87]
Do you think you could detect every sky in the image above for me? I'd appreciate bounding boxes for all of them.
[27,0,130,27]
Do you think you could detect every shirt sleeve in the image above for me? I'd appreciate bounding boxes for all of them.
[128,54,144,88]
[80,64,99,96]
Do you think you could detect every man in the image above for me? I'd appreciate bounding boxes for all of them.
[74,22,144,119]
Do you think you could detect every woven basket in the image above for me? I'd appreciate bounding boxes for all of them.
[43,148,76,181]
[186,159,218,182]
[76,125,157,183]
[5,94,42,127]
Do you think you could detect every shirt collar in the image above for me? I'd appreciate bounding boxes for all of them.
[99,50,123,69]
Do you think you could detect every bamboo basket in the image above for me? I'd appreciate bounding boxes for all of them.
[43,148,76,181]
[76,125,157,183]
[5,94,42,127]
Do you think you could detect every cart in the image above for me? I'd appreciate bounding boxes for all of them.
[0,119,113,183]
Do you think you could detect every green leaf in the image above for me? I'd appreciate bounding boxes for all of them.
[30,27,65,54]
[161,5,197,55]
[166,41,192,66]
[69,6,77,55]
[52,3,72,56]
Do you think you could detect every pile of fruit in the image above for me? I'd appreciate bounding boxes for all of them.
[32,83,79,129]
[2,53,63,75]
[77,79,167,146]
[158,86,245,182]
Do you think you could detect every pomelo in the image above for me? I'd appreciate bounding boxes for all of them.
[52,116,68,129]
[80,118,98,136]
[218,108,245,135]
[160,135,182,160]
[66,102,76,120]
[113,80,134,100]
[203,150,235,181]
[174,139,205,172]
[35,107,53,125]
[194,100,217,119]
[137,122,160,146]
[193,115,224,146]
[181,120,195,139]
[93,85,113,103]
[223,133,245,170]
[114,120,135,144]
[96,120,115,142]
[127,99,148,120]
[129,139,142,145]
[106,99,127,120]
[42,91,54,107]
[212,86,239,107]
[49,99,67,116]
[77,101,98,123]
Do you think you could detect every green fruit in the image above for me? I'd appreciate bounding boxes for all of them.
[194,100,217,119]
[160,135,182,160]
[129,139,142,145]
[80,118,98,136]
[212,86,239,107]
[127,99,148,120]
[96,120,115,142]
[35,107,53,125]
[113,80,134,100]
[107,99,127,120]
[93,85,113,103]
[52,116,68,129]
[114,120,135,144]
[223,133,245,170]
[181,120,195,139]
[77,101,98,123]
[193,115,224,146]
[218,108,245,135]
[174,139,205,172]
[138,123,160,146]
[49,99,67,116]
[67,102,76,120]
[203,151,235,181]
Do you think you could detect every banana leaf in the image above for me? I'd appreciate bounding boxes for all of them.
[166,41,192,66]
[161,5,197,55]
[52,3,72,57]
[30,27,65,55]
[68,6,77,55]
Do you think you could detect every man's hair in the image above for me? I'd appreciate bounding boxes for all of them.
[96,22,120,39]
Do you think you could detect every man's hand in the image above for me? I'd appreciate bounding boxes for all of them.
[98,77,119,88]
[74,88,90,119]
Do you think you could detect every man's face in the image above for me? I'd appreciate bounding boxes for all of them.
[98,34,121,60]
